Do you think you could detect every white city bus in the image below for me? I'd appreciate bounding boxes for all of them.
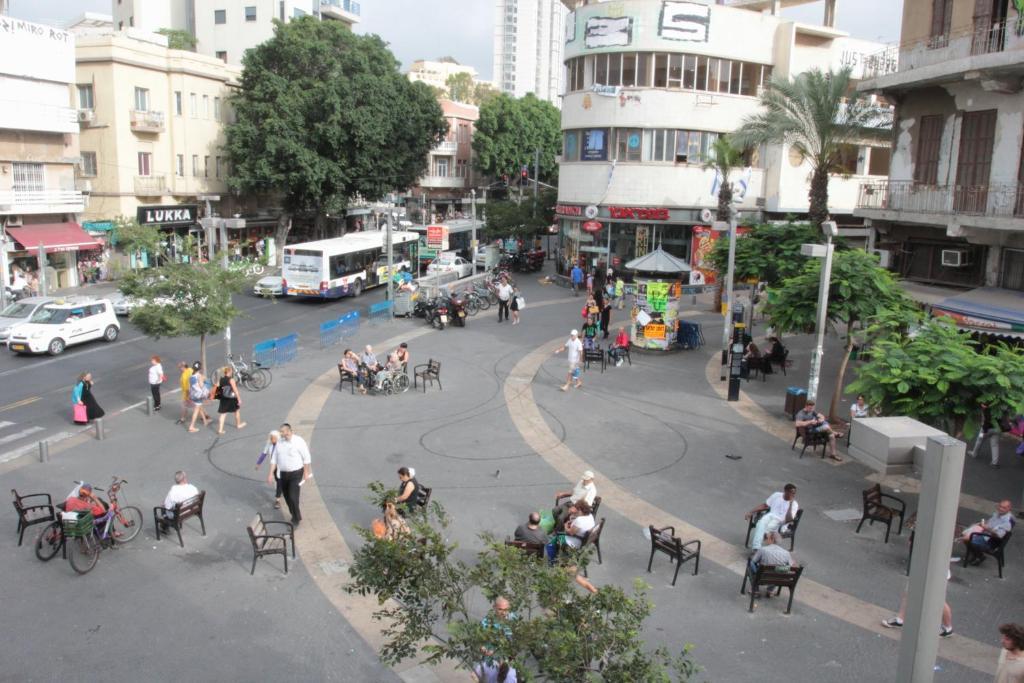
[281,230,418,298]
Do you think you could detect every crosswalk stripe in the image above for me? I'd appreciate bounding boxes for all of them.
[0,421,14,429]
[0,426,44,446]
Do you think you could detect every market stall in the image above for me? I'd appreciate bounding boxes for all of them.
[624,247,691,351]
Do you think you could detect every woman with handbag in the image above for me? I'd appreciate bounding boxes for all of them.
[73,372,105,424]
[186,363,212,433]
[148,355,165,411]
[72,373,88,424]
[509,286,522,325]
[216,366,246,434]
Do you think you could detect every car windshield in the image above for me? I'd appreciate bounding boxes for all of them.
[0,302,34,318]
[30,307,74,324]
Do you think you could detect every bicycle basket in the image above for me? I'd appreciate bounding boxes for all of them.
[61,511,95,538]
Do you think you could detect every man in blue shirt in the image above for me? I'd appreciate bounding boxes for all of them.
[570,264,583,297]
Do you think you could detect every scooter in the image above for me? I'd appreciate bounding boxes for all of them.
[448,291,468,327]
[431,298,449,330]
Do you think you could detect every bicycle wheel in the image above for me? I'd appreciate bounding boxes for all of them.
[464,298,479,316]
[394,374,410,393]
[112,506,143,544]
[476,295,491,311]
[250,367,271,391]
[68,536,99,574]
[34,521,63,562]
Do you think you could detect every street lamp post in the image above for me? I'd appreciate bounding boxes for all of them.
[714,209,737,382]
[803,220,838,405]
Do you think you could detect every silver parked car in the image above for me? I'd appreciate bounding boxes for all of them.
[253,275,284,297]
[0,296,55,345]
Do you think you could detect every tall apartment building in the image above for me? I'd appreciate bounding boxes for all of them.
[111,0,360,65]
[0,17,91,290]
[494,0,566,103]
[407,60,486,95]
[856,0,1024,298]
[74,30,244,238]
[556,0,889,277]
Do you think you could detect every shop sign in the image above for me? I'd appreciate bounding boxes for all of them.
[582,129,609,161]
[556,205,583,216]
[643,323,666,339]
[426,225,449,250]
[612,256,621,266]
[608,207,670,221]
[582,220,603,233]
[137,204,199,227]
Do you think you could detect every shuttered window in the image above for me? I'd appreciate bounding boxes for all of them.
[930,0,953,46]
[955,109,997,212]
[914,115,944,185]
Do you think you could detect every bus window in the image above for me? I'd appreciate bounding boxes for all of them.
[329,253,347,278]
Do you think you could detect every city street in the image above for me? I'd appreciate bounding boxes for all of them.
[1,265,1019,682]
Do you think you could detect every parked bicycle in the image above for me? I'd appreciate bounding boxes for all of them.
[35,477,143,574]
[229,354,272,391]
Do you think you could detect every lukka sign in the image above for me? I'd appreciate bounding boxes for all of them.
[137,204,200,227]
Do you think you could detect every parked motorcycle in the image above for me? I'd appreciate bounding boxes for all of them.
[431,298,449,330]
[448,291,468,327]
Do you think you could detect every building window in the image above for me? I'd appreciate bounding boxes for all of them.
[204,155,210,178]
[563,130,580,162]
[12,162,44,191]
[581,129,609,161]
[174,91,182,116]
[245,6,257,21]
[80,152,98,177]
[216,156,223,178]
[674,130,718,164]
[293,7,306,19]
[134,87,150,112]
[642,129,676,162]
[190,93,197,117]
[216,51,228,62]
[566,53,770,98]
[615,128,643,162]
[176,154,185,177]
[914,115,943,185]
[954,109,997,211]
[137,152,152,177]
[1000,249,1024,291]
[202,95,209,118]
[434,158,450,177]
[77,84,94,110]
[930,0,954,47]
[192,154,199,176]
[214,97,221,120]
[834,144,860,175]
[214,9,226,24]
[868,146,891,176]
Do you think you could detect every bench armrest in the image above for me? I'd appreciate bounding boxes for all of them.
[879,493,906,511]
[15,493,53,506]
[680,539,701,552]
[153,505,170,515]
[413,363,430,373]
[652,525,675,536]
[251,533,287,543]
[261,520,294,533]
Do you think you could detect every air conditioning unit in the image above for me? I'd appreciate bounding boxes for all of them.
[872,248,892,268]
[941,249,971,268]
[77,109,95,124]
[6,215,22,227]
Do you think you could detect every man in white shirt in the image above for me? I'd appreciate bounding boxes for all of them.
[495,275,513,323]
[268,423,312,526]
[159,470,199,524]
[555,329,584,392]
[564,500,596,549]
[959,499,1014,555]
[745,484,799,551]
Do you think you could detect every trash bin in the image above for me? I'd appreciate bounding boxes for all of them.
[393,289,417,317]
[784,386,807,420]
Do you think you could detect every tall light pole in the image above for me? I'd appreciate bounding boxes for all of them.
[470,188,477,258]
[714,208,737,382]
[385,210,394,303]
[803,220,838,404]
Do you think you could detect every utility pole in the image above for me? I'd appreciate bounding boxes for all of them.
[716,209,737,381]
[385,210,394,303]
[806,221,838,404]
[533,148,540,217]
[37,244,47,296]
[470,188,477,257]
[219,220,231,362]
[0,228,9,310]
[421,192,428,228]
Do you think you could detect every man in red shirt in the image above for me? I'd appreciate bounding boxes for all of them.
[64,483,106,518]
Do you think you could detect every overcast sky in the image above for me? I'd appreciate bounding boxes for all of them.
[10,0,903,80]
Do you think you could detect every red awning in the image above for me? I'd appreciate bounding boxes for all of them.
[6,223,101,254]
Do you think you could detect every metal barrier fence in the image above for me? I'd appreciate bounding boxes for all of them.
[253,339,277,367]
[368,300,393,325]
[253,334,300,367]
[319,311,361,348]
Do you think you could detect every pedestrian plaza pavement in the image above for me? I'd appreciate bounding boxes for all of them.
[1,269,1020,682]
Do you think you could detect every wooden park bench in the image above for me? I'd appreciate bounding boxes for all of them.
[153,490,207,548]
[744,508,804,551]
[505,539,545,559]
[855,484,906,544]
[247,512,295,575]
[646,525,701,586]
[741,563,804,614]
[12,489,55,546]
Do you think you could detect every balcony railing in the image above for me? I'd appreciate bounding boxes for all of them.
[432,140,458,155]
[0,189,85,215]
[134,175,167,197]
[857,180,1024,219]
[0,101,79,134]
[320,0,360,18]
[129,109,165,133]
[863,19,1021,80]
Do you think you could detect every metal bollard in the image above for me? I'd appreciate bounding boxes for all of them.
[38,440,49,463]
[146,396,153,416]
[95,418,105,441]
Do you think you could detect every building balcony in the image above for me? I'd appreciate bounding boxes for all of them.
[129,109,165,133]
[419,175,467,189]
[431,140,459,155]
[859,20,1024,93]
[134,175,167,197]
[319,0,360,24]
[170,176,227,196]
[0,189,85,215]
[855,180,1024,230]
[0,102,78,134]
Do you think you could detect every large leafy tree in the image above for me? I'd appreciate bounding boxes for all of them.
[473,93,561,184]
[445,71,475,103]
[484,189,557,242]
[225,18,447,260]
[347,485,700,681]
[707,223,841,289]
[120,261,246,372]
[733,67,885,227]
[157,28,197,50]
[848,316,1024,438]
[111,216,164,270]
[764,249,917,421]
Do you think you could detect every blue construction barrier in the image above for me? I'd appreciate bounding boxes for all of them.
[275,334,299,365]
[253,339,277,367]
[319,320,341,348]
[367,300,393,325]
[339,311,360,339]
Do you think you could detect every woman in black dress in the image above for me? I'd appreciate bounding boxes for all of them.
[80,372,105,422]
[216,366,246,434]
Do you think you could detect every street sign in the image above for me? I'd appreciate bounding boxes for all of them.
[582,220,603,233]
[426,225,448,250]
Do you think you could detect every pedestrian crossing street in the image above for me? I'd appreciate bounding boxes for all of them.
[0,419,75,464]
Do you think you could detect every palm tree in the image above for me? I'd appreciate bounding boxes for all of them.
[732,67,882,227]
[703,135,743,222]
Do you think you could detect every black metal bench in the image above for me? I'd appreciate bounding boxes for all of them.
[646,525,700,585]
[583,345,605,373]
[855,483,905,543]
[741,563,804,614]
[12,489,55,546]
[792,425,829,458]
[153,491,207,548]
[338,364,359,394]
[963,518,1015,578]
[505,539,545,559]
[247,512,295,575]
[414,359,442,392]
[744,508,804,550]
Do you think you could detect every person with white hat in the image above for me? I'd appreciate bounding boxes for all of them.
[554,329,584,392]
[553,470,597,530]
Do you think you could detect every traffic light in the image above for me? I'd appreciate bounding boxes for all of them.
[502,174,508,187]
[520,165,529,184]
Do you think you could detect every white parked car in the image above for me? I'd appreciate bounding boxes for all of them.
[427,255,474,279]
[8,298,120,355]
[0,296,55,345]
[253,275,284,297]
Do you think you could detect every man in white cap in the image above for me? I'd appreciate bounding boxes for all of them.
[554,329,584,392]
[553,470,597,529]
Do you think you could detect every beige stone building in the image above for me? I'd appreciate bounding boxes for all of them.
[408,99,480,221]
[75,30,242,240]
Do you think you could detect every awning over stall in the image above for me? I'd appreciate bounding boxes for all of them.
[931,287,1024,338]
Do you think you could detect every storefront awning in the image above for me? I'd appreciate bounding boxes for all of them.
[5,223,101,254]
[931,287,1024,337]
[624,246,691,273]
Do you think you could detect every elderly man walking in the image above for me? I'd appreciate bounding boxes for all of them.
[268,423,312,527]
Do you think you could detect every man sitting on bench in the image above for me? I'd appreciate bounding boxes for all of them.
[159,470,199,528]
[795,400,843,461]
[745,484,799,550]
[959,499,1014,561]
